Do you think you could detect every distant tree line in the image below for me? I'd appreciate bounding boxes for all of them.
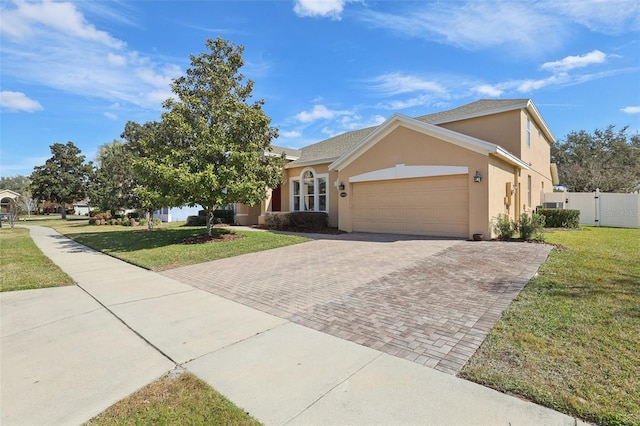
[551,125,640,192]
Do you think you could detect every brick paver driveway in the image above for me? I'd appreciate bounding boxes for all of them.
[162,232,552,374]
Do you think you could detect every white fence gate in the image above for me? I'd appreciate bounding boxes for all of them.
[543,189,640,228]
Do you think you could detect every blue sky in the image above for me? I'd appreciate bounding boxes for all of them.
[1,0,639,177]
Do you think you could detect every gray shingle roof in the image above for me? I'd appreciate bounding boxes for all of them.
[285,99,532,167]
[269,145,302,159]
[414,99,530,124]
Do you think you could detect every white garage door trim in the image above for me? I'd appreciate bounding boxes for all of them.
[349,164,469,183]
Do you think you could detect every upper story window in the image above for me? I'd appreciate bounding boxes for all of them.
[291,167,328,212]
[526,117,531,148]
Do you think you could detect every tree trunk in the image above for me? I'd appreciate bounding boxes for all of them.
[146,209,153,230]
[61,202,67,220]
[207,207,214,237]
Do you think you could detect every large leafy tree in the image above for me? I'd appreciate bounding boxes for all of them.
[29,142,93,219]
[125,37,284,235]
[552,125,640,192]
[89,140,139,214]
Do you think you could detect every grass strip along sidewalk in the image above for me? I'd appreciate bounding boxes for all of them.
[461,227,640,426]
[0,227,74,292]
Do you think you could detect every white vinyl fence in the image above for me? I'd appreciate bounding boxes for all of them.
[543,189,640,228]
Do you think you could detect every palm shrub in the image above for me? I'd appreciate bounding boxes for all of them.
[493,214,515,240]
[517,212,545,241]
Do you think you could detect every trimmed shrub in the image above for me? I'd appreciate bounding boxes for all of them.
[289,211,328,231]
[264,212,291,230]
[538,208,580,228]
[152,218,161,226]
[517,212,545,241]
[186,215,207,226]
[213,209,234,224]
[139,218,147,226]
[122,218,131,226]
[187,209,234,226]
[493,214,515,240]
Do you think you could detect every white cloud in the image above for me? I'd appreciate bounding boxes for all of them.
[293,0,351,19]
[621,106,640,114]
[1,0,124,49]
[103,111,118,120]
[0,91,43,112]
[473,84,503,97]
[107,53,127,67]
[542,50,607,72]
[358,0,639,54]
[369,73,446,96]
[0,1,182,110]
[543,0,640,34]
[296,104,350,122]
[281,130,302,138]
[359,2,566,53]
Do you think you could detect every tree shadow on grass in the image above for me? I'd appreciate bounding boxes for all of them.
[67,227,233,253]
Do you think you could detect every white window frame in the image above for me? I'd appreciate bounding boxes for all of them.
[289,167,329,213]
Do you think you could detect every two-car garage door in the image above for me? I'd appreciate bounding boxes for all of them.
[351,175,469,238]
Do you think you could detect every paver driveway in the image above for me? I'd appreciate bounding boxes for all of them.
[162,232,552,374]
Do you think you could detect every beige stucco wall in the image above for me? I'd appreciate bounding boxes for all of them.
[333,125,503,238]
[519,110,553,211]
[235,203,262,226]
[439,110,522,156]
[488,158,519,237]
[441,110,552,207]
[440,109,553,217]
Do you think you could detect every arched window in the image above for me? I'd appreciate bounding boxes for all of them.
[290,167,328,212]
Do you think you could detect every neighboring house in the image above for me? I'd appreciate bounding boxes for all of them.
[236,99,559,239]
[73,199,93,216]
[154,206,203,222]
[0,189,20,213]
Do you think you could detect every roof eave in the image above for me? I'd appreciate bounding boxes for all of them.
[285,158,338,169]
[495,146,530,169]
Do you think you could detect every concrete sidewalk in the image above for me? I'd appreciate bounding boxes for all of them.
[1,226,587,425]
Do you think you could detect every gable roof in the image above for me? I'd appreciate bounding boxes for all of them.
[329,114,530,172]
[284,98,552,169]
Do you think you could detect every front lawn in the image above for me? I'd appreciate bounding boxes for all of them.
[50,222,309,271]
[0,227,74,292]
[460,227,640,426]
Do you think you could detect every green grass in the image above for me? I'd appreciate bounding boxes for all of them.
[49,222,309,271]
[85,372,260,426]
[0,227,74,292]
[460,227,640,426]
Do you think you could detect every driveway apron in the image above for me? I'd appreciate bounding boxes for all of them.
[163,233,552,374]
